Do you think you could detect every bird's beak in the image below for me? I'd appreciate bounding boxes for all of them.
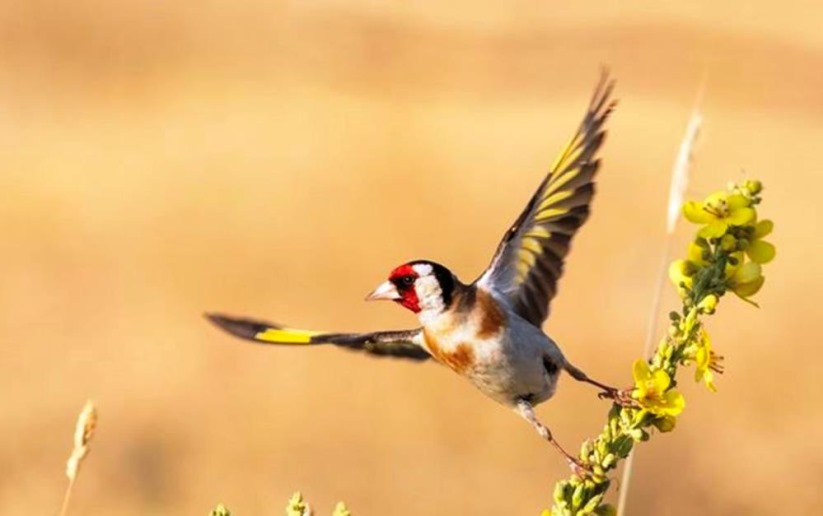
[365,281,401,302]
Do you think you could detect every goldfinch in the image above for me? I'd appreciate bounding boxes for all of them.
[207,73,624,471]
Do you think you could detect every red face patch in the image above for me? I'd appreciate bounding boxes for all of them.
[389,263,421,313]
[388,263,416,281]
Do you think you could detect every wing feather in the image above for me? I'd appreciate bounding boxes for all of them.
[477,71,615,326]
[205,313,430,360]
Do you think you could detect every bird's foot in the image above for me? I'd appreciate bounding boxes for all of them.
[597,387,636,408]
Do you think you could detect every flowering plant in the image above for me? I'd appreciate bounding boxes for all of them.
[548,180,774,515]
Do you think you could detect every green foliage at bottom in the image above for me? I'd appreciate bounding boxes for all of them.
[211,492,352,516]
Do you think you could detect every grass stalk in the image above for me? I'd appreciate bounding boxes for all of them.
[59,400,97,516]
[616,109,702,515]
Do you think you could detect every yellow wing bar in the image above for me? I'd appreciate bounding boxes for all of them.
[205,313,322,345]
[254,327,321,344]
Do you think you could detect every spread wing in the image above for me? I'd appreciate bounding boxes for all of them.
[205,313,430,360]
[477,72,616,327]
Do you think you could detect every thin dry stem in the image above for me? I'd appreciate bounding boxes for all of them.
[666,112,703,234]
[617,107,702,516]
[59,400,97,516]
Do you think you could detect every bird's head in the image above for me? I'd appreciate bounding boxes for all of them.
[366,260,456,320]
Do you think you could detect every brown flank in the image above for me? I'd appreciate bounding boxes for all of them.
[423,329,476,374]
[475,289,507,338]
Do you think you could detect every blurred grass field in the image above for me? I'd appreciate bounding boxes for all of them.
[2,1,822,514]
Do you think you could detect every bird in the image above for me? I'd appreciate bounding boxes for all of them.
[206,72,625,471]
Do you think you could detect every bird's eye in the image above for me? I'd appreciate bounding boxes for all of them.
[402,276,415,286]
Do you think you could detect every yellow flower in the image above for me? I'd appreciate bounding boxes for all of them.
[694,330,724,392]
[632,360,685,416]
[745,219,775,264]
[728,261,765,300]
[683,192,756,238]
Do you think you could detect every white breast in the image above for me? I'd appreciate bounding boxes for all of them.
[422,291,564,407]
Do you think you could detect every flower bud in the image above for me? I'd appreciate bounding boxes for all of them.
[698,294,718,314]
[743,179,762,195]
[720,234,737,251]
[601,453,617,469]
[653,415,677,433]
[553,482,569,505]
[580,440,592,459]
[572,483,585,508]
[581,494,605,514]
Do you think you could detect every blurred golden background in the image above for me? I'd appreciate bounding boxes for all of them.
[2,0,821,514]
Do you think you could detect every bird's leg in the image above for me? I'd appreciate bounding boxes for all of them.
[515,399,590,476]
[563,362,635,407]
